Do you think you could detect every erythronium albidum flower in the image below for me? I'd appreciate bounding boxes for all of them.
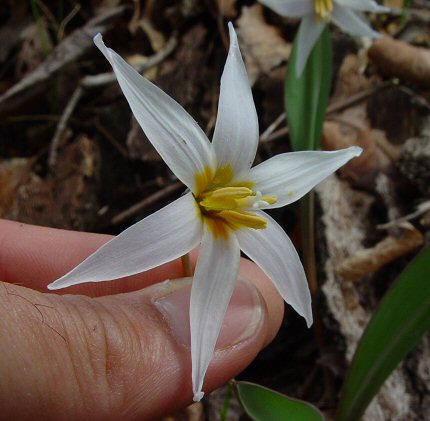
[259,0,389,75]
[48,23,362,401]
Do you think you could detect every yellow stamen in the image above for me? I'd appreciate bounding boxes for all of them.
[313,0,333,22]
[200,186,253,200]
[199,196,237,211]
[194,164,277,237]
[218,210,267,230]
[199,186,253,210]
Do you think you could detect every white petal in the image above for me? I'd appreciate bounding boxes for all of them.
[248,146,362,208]
[295,15,326,76]
[190,222,240,401]
[259,0,314,17]
[332,4,380,38]
[48,193,201,289]
[336,0,390,13]
[212,23,259,180]
[236,211,312,327]
[94,34,215,193]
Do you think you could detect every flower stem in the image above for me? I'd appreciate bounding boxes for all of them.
[302,192,317,296]
[181,253,193,277]
[301,191,334,401]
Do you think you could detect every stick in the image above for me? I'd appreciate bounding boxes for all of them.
[48,34,177,170]
[111,182,183,225]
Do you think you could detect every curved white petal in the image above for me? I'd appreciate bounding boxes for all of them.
[190,222,240,401]
[259,0,314,17]
[212,23,259,180]
[94,34,215,193]
[236,211,312,327]
[332,5,380,38]
[48,193,202,289]
[295,14,326,76]
[249,146,362,208]
[336,0,390,13]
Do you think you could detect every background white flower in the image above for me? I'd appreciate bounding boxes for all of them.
[48,23,362,401]
[259,0,389,75]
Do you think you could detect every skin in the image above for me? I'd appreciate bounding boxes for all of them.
[0,219,284,421]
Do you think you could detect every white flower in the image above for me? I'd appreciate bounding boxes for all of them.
[259,0,389,75]
[48,23,362,401]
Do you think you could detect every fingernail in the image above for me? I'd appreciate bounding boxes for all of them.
[152,277,264,348]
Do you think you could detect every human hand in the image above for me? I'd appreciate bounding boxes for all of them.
[0,219,284,420]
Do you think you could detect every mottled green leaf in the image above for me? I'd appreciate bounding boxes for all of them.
[236,381,324,421]
[336,245,430,421]
[285,26,331,151]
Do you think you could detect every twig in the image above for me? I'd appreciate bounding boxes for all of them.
[5,114,61,123]
[336,225,424,282]
[94,119,129,158]
[35,0,59,33]
[57,4,81,42]
[48,85,83,170]
[81,33,178,90]
[111,182,183,225]
[259,113,286,142]
[399,85,430,111]
[377,201,430,230]
[48,33,178,171]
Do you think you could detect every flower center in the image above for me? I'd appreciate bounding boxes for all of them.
[194,166,277,237]
[313,0,333,22]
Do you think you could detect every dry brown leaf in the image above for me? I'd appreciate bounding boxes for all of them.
[16,23,53,75]
[237,4,291,84]
[369,36,430,87]
[323,122,380,186]
[328,54,374,150]
[336,225,424,282]
[94,0,122,16]
[161,402,204,421]
[322,121,395,188]
[6,136,100,230]
[333,54,374,99]
[217,0,237,18]
[139,17,166,52]
[0,158,33,217]
[0,5,125,114]
[384,0,402,8]
[0,2,29,65]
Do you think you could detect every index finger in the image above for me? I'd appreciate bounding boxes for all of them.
[0,219,184,296]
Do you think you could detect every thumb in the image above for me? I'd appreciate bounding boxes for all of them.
[0,275,282,421]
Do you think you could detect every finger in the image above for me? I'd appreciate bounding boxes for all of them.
[0,219,283,332]
[0,274,283,420]
[0,219,184,295]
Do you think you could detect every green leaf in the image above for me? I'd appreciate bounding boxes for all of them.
[236,381,325,421]
[336,245,430,421]
[285,26,331,151]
